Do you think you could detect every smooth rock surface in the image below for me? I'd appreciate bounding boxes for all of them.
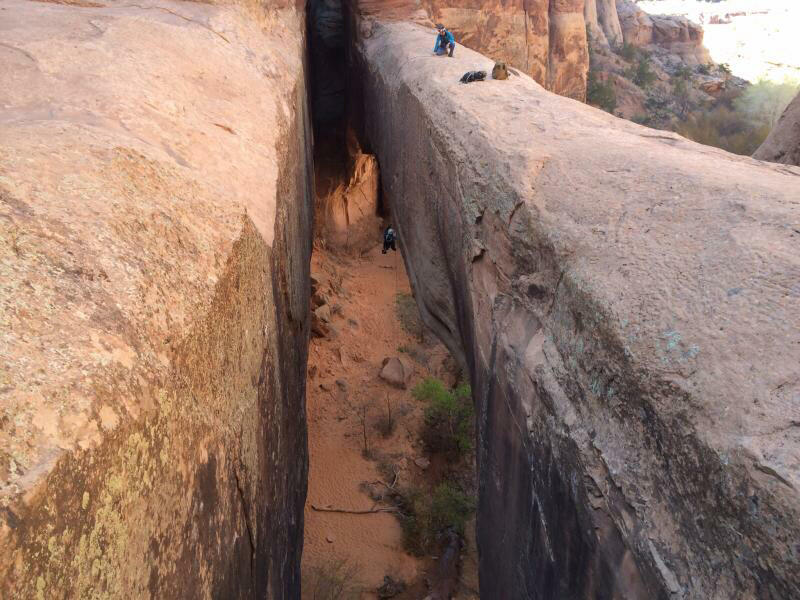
[0,1,312,597]
[754,91,800,167]
[357,20,800,599]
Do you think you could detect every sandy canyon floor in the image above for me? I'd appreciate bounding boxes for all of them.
[300,245,479,599]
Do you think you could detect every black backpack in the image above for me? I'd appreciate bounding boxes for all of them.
[460,70,486,84]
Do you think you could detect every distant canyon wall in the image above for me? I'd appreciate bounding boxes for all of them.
[0,1,311,597]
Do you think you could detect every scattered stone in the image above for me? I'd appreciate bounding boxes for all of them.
[308,364,318,379]
[314,304,332,323]
[331,303,343,315]
[311,311,329,338]
[319,382,333,392]
[377,575,406,598]
[379,356,413,389]
[311,291,329,309]
[414,456,431,470]
[326,534,334,544]
[348,318,359,328]
[310,272,324,294]
[335,379,348,391]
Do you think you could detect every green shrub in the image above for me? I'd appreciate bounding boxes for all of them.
[587,71,617,114]
[397,482,475,556]
[675,105,772,155]
[430,482,474,536]
[697,63,712,75]
[734,79,799,128]
[413,378,474,460]
[631,56,657,89]
[672,76,691,118]
[619,42,637,62]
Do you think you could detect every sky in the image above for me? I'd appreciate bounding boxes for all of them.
[636,0,800,83]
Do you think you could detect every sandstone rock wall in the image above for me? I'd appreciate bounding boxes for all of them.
[754,91,800,167]
[586,0,623,47]
[0,1,312,597]
[617,0,710,64]
[356,21,800,599]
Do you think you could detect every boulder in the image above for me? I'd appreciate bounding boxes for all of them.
[311,309,330,338]
[311,290,330,308]
[314,303,332,323]
[379,356,413,389]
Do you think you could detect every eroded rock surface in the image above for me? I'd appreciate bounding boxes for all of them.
[356,21,800,599]
[0,0,311,597]
[754,91,800,167]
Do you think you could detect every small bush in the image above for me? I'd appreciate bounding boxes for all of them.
[631,56,657,89]
[619,42,637,62]
[430,482,474,536]
[374,397,397,438]
[304,559,361,600]
[697,63,712,75]
[672,76,691,118]
[675,105,772,155]
[397,482,475,556]
[413,378,474,460]
[587,71,617,114]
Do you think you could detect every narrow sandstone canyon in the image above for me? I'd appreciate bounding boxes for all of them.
[2,0,800,598]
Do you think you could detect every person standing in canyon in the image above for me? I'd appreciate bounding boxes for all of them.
[433,24,455,57]
[382,225,397,254]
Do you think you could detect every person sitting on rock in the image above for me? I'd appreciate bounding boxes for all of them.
[433,24,455,57]
[382,225,397,254]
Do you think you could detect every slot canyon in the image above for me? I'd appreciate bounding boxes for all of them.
[1,0,799,599]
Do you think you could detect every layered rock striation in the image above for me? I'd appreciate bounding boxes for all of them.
[356,20,800,599]
[0,0,312,597]
[754,91,800,167]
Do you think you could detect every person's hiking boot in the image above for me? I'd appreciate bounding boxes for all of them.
[448,44,454,57]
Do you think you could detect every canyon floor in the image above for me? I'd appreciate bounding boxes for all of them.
[301,245,479,599]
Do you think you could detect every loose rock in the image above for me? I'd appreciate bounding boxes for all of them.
[379,356,413,389]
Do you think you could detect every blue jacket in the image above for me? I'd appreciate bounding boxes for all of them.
[434,29,455,53]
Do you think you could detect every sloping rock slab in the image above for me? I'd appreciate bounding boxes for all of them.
[357,20,800,600]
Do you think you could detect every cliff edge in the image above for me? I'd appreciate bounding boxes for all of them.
[356,20,800,599]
